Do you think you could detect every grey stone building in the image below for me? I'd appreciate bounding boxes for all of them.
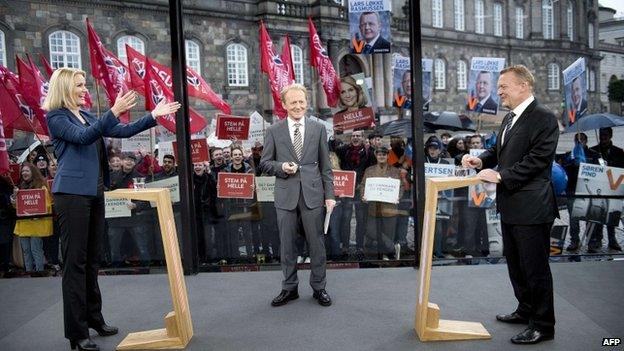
[0,0,603,129]
[598,5,624,113]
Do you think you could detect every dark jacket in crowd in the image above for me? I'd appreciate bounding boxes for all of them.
[330,138,374,185]
[562,146,600,195]
[591,142,624,168]
[193,172,221,221]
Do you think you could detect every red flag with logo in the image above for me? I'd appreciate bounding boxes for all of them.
[308,18,340,107]
[259,21,294,119]
[0,111,9,175]
[143,57,207,134]
[1,65,47,135]
[125,44,146,96]
[16,56,50,135]
[86,18,131,122]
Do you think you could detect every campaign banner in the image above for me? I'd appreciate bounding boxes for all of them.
[575,163,624,196]
[145,176,180,204]
[121,129,152,153]
[466,57,505,115]
[422,59,433,111]
[423,163,455,178]
[217,172,255,199]
[156,141,175,165]
[363,177,400,203]
[255,176,275,202]
[563,57,587,125]
[349,0,392,55]
[104,195,131,218]
[485,208,500,224]
[172,139,209,164]
[392,54,411,109]
[242,111,266,150]
[468,182,497,208]
[333,170,357,198]
[216,114,250,140]
[309,116,334,141]
[15,188,47,216]
[333,106,375,132]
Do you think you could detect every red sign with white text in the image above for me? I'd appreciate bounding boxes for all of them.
[332,170,356,198]
[16,188,47,216]
[216,114,251,140]
[217,172,255,199]
[333,107,375,132]
[172,139,210,164]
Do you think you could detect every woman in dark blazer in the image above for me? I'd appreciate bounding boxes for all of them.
[43,67,180,351]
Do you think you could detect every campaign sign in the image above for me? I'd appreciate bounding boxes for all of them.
[16,188,47,216]
[466,57,505,115]
[333,170,356,198]
[392,54,411,109]
[242,111,267,150]
[563,57,587,126]
[121,129,152,153]
[575,163,624,196]
[422,58,433,111]
[349,0,392,55]
[145,176,180,203]
[363,177,401,203]
[255,176,275,202]
[104,195,131,218]
[172,139,209,164]
[423,163,455,178]
[468,182,497,208]
[217,172,255,199]
[157,141,175,165]
[333,107,375,132]
[216,114,250,140]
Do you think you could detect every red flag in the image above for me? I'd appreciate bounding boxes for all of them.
[259,21,294,119]
[308,18,341,107]
[125,44,146,96]
[39,53,54,77]
[86,18,131,122]
[0,111,9,175]
[282,35,296,83]
[0,66,47,135]
[16,56,49,135]
[185,67,232,114]
[143,57,207,134]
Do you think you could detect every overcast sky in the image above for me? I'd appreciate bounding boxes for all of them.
[599,0,624,17]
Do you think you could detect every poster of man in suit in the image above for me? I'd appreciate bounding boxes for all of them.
[349,0,392,55]
[465,57,505,115]
[392,55,432,111]
[563,57,588,126]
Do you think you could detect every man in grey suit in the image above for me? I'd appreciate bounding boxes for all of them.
[260,83,336,307]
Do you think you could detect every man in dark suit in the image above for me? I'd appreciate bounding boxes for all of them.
[356,11,391,54]
[462,65,559,345]
[260,83,336,307]
[468,71,499,114]
[570,76,588,121]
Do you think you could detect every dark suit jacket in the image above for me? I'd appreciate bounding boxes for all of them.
[47,108,157,196]
[260,117,335,211]
[575,99,588,119]
[479,100,559,225]
[370,36,391,53]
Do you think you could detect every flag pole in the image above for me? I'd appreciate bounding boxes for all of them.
[94,81,102,117]
[22,114,54,162]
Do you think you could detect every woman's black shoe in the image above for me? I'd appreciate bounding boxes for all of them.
[70,338,99,351]
[90,324,118,336]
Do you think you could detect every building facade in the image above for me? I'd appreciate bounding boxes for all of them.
[598,5,624,113]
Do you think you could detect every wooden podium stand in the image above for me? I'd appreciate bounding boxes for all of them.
[415,177,491,341]
[106,188,193,350]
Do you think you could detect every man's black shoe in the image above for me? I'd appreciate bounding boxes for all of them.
[312,289,332,306]
[271,289,299,306]
[90,324,118,336]
[496,312,529,324]
[510,327,554,344]
[566,242,579,251]
[608,242,622,251]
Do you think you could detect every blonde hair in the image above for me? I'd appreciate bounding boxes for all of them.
[280,83,308,104]
[339,76,367,109]
[42,67,86,111]
[500,65,535,88]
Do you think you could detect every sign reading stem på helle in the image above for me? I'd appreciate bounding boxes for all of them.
[16,188,47,216]
[332,170,356,198]
[216,114,251,140]
[217,172,255,199]
[172,139,210,164]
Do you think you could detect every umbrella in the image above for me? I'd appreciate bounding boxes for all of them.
[563,113,624,133]
[424,111,476,131]
[377,118,435,137]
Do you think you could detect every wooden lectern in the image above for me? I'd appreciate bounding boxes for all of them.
[415,177,491,341]
[106,188,193,350]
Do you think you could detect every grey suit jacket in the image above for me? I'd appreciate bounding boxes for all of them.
[260,117,335,211]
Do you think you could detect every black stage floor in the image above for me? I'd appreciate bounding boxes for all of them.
[1,261,622,351]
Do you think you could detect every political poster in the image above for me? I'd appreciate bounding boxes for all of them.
[422,58,432,112]
[104,195,132,219]
[468,182,497,208]
[332,170,357,198]
[242,111,267,150]
[575,163,624,196]
[466,57,505,115]
[349,0,392,55]
[424,163,455,219]
[423,163,455,178]
[255,176,275,202]
[563,57,587,126]
[157,141,175,165]
[392,54,411,109]
[15,188,47,216]
[333,107,375,132]
[363,177,400,203]
[215,114,251,140]
[145,176,180,204]
[172,139,209,164]
[121,128,152,153]
[217,172,255,199]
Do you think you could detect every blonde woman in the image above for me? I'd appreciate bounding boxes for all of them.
[43,67,180,351]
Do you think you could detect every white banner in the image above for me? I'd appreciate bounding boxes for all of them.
[104,195,131,218]
[157,141,175,165]
[424,163,455,178]
[146,176,180,206]
[242,111,267,150]
[576,163,624,196]
[121,129,152,153]
[255,176,275,202]
[363,177,400,203]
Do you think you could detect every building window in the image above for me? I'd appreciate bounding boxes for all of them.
[49,30,81,69]
[290,45,304,85]
[588,23,594,49]
[494,3,503,37]
[432,0,444,28]
[185,40,201,74]
[567,1,574,41]
[117,35,145,65]
[0,30,5,67]
[590,69,596,92]
[617,38,624,46]
[457,60,467,90]
[542,0,554,40]
[226,43,248,87]
[515,7,524,39]
[547,63,560,90]
[475,0,485,34]
[454,0,465,31]
[434,59,446,90]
